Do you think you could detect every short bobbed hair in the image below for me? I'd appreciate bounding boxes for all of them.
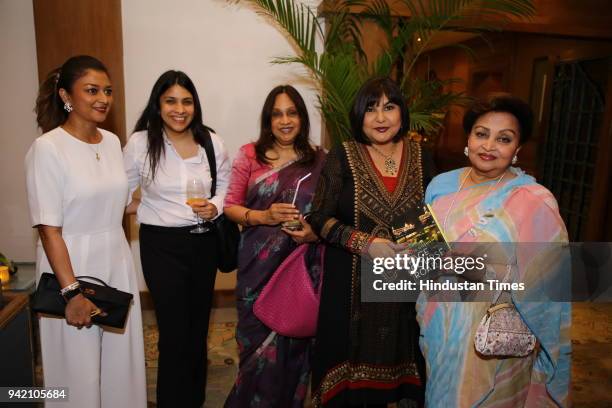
[462,96,534,145]
[350,77,410,144]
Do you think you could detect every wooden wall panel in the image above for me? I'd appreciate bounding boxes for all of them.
[320,0,612,39]
[32,0,126,143]
[414,32,612,239]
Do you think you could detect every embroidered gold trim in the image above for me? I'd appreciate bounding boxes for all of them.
[312,361,421,407]
[356,138,413,206]
[343,140,362,315]
[344,138,424,232]
[346,230,372,254]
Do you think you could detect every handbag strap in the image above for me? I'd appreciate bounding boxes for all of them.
[76,275,111,288]
[487,302,513,315]
[491,264,513,305]
[201,132,217,198]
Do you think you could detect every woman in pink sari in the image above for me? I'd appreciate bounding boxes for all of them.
[223,85,326,407]
[417,96,571,407]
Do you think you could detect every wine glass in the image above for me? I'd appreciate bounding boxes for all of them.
[186,178,210,234]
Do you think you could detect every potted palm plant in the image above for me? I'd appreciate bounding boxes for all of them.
[230,0,535,145]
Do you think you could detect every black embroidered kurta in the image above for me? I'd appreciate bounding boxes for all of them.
[309,138,434,407]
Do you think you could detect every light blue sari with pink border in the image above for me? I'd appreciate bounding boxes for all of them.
[417,167,571,407]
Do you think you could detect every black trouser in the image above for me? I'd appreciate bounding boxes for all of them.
[140,223,217,408]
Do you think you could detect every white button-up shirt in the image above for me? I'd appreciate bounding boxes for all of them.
[123,130,230,227]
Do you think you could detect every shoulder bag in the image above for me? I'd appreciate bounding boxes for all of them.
[254,243,325,338]
[202,133,241,273]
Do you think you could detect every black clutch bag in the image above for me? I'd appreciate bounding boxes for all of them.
[32,273,134,329]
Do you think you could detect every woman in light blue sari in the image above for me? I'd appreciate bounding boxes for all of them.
[417,96,571,407]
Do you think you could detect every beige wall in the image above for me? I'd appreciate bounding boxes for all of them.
[122,0,323,290]
[0,0,39,262]
[1,0,323,291]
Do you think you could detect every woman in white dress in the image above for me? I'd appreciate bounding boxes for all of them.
[25,55,147,408]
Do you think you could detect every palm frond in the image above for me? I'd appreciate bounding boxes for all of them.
[401,0,535,76]
[232,0,535,145]
[241,0,322,56]
[361,0,394,39]
[323,1,367,61]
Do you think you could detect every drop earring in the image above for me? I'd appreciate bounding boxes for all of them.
[512,155,518,165]
[64,102,73,113]
[464,146,469,157]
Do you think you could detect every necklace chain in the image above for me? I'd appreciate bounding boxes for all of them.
[443,168,506,231]
[61,126,101,161]
[369,142,398,175]
[90,143,101,161]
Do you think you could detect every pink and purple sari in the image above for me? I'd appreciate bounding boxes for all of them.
[224,143,326,407]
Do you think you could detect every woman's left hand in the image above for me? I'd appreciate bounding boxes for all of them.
[281,215,319,244]
[188,199,218,220]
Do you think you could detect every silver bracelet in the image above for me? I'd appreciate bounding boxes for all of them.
[60,281,80,296]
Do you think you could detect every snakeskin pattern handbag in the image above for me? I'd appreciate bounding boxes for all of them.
[474,266,536,357]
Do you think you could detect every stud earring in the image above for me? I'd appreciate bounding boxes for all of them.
[464,146,469,157]
[64,102,73,113]
[512,155,518,165]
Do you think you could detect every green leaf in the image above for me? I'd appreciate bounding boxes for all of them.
[231,0,535,144]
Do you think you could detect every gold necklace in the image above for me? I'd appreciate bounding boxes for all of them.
[90,142,101,161]
[369,142,399,175]
[61,126,102,161]
[443,168,507,231]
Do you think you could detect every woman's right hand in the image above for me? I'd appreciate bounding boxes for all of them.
[65,294,98,329]
[265,203,300,225]
[367,237,396,259]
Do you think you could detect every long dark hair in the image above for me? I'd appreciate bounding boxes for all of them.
[350,76,410,144]
[35,55,109,132]
[255,85,315,165]
[133,70,214,181]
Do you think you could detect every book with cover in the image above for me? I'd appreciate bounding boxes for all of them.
[391,204,449,247]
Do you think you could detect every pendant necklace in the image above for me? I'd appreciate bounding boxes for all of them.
[90,142,101,161]
[62,126,101,161]
[369,142,399,176]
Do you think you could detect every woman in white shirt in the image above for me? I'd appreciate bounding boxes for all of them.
[25,55,146,407]
[123,70,230,407]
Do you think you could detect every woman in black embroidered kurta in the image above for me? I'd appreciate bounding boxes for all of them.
[309,77,434,407]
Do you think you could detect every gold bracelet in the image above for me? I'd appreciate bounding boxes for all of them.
[244,209,252,226]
